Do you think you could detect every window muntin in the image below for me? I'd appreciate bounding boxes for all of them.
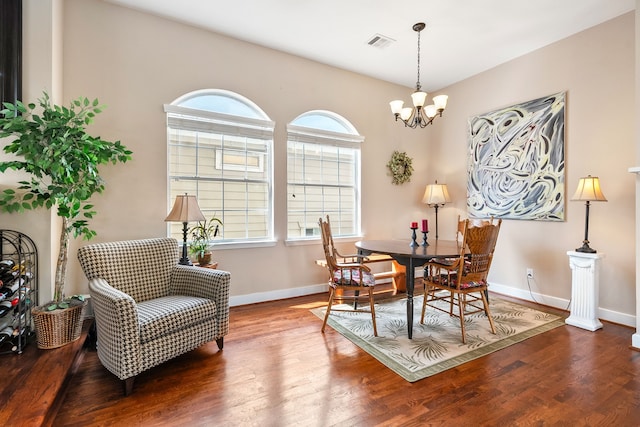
[287,110,363,240]
[166,90,274,245]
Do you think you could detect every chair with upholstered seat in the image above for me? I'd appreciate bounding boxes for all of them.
[319,216,378,336]
[420,218,502,343]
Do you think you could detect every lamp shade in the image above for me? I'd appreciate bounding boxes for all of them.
[571,176,607,202]
[422,183,451,206]
[433,95,448,110]
[411,90,428,108]
[165,193,206,223]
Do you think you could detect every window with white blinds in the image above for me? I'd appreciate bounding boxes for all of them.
[287,111,363,240]
[165,90,274,244]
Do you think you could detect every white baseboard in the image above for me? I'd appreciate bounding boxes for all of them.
[490,282,636,328]
[229,278,394,307]
[230,283,327,307]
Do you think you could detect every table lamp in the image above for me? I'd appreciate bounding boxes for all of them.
[165,193,205,265]
[571,175,607,253]
[422,180,451,240]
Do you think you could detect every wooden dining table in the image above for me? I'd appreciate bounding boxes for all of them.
[355,239,463,339]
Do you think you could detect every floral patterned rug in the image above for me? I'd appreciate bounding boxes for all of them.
[312,294,565,382]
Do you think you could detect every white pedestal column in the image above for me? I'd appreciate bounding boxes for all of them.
[566,251,605,331]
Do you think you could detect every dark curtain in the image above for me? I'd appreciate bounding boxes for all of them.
[0,0,22,108]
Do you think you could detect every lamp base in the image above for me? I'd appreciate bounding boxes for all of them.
[576,241,596,253]
[179,221,193,265]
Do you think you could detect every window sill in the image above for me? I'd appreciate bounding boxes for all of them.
[209,239,277,250]
[285,235,363,247]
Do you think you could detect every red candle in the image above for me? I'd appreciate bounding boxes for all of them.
[411,221,418,229]
[422,219,428,233]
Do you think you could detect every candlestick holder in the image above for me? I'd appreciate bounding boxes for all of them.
[421,231,429,246]
[410,226,418,247]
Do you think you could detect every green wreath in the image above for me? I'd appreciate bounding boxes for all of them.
[387,150,414,185]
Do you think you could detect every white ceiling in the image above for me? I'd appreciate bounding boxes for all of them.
[103,0,635,91]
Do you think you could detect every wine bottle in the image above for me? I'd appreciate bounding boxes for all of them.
[0,298,18,317]
[0,269,18,285]
[0,286,15,302]
[0,314,13,330]
[0,259,14,272]
[17,285,31,301]
[0,325,14,345]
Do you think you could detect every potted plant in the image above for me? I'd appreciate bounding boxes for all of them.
[0,92,132,348]
[189,216,222,266]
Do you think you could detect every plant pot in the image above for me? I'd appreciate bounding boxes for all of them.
[32,301,86,349]
[197,251,213,266]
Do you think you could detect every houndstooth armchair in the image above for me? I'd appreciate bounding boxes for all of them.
[77,238,230,396]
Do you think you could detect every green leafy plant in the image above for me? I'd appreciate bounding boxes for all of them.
[45,294,85,311]
[0,92,133,304]
[189,216,223,258]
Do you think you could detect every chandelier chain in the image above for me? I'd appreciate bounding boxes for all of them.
[416,28,421,91]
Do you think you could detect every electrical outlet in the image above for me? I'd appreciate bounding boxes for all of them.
[527,268,534,278]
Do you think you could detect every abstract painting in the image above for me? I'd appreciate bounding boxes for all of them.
[467,92,565,221]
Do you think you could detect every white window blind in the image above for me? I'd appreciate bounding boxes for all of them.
[286,111,363,240]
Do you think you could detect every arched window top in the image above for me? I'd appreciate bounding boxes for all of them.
[170,89,270,121]
[290,110,359,135]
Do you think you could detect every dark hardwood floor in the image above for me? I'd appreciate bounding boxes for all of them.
[54,288,640,426]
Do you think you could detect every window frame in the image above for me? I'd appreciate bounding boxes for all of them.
[286,110,364,243]
[165,89,275,248]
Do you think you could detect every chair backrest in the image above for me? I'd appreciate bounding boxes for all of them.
[77,238,179,302]
[456,215,495,242]
[456,215,466,242]
[319,216,338,272]
[457,218,502,284]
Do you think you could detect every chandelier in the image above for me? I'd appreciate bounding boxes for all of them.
[389,22,448,129]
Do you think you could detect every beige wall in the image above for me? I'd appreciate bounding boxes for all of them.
[430,12,636,324]
[5,1,636,325]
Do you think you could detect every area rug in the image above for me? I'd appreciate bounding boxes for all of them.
[311,294,565,382]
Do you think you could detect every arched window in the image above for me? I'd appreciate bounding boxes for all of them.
[165,89,274,245]
[287,110,363,239]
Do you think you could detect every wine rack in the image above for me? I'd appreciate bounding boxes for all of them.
[0,230,38,354]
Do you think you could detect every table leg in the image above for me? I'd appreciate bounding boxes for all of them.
[406,257,415,339]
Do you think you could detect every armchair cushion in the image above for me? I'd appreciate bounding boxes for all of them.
[137,295,217,344]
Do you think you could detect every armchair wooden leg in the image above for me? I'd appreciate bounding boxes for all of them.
[123,377,135,396]
[216,337,224,350]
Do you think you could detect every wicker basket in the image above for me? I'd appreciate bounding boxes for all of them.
[32,302,86,349]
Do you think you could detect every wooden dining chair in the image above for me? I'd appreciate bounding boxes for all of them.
[420,218,502,343]
[319,216,378,336]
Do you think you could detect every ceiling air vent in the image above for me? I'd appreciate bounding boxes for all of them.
[367,33,395,49]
